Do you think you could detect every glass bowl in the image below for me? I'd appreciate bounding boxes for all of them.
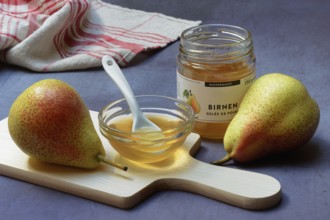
[98,95,195,164]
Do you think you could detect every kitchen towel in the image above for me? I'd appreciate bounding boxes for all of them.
[0,0,201,72]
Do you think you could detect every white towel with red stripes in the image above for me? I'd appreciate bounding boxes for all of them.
[0,0,201,72]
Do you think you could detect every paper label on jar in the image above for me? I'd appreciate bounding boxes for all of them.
[177,72,256,122]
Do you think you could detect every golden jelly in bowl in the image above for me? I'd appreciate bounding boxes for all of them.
[98,95,195,163]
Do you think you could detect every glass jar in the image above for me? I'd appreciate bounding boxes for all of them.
[177,24,256,140]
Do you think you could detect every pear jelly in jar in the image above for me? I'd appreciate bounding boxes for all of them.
[177,24,256,140]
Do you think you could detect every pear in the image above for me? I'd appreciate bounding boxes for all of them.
[183,89,201,113]
[8,79,127,170]
[212,73,320,164]
[188,94,201,114]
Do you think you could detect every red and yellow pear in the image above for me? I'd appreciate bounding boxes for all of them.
[213,73,320,164]
[8,79,126,170]
[187,94,201,114]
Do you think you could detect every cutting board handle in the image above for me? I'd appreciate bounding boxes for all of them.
[167,158,281,210]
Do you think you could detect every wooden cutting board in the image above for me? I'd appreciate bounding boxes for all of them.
[0,111,281,210]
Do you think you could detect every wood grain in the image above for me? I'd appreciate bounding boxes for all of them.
[0,111,281,209]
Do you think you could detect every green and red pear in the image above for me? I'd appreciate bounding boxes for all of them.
[213,73,320,164]
[8,79,126,170]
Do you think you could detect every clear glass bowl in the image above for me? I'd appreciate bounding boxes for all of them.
[98,95,195,164]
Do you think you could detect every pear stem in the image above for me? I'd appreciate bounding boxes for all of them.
[97,154,128,171]
[211,154,232,165]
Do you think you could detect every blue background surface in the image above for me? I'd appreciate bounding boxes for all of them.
[1,0,329,219]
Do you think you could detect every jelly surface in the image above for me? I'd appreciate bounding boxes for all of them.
[108,113,189,163]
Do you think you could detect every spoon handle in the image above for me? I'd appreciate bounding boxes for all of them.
[102,56,142,117]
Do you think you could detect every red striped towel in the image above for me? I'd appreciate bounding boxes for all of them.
[0,0,201,72]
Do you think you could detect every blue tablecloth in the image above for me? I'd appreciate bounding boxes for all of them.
[1,0,329,219]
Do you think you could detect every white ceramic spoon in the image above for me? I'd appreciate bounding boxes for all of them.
[102,55,161,133]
